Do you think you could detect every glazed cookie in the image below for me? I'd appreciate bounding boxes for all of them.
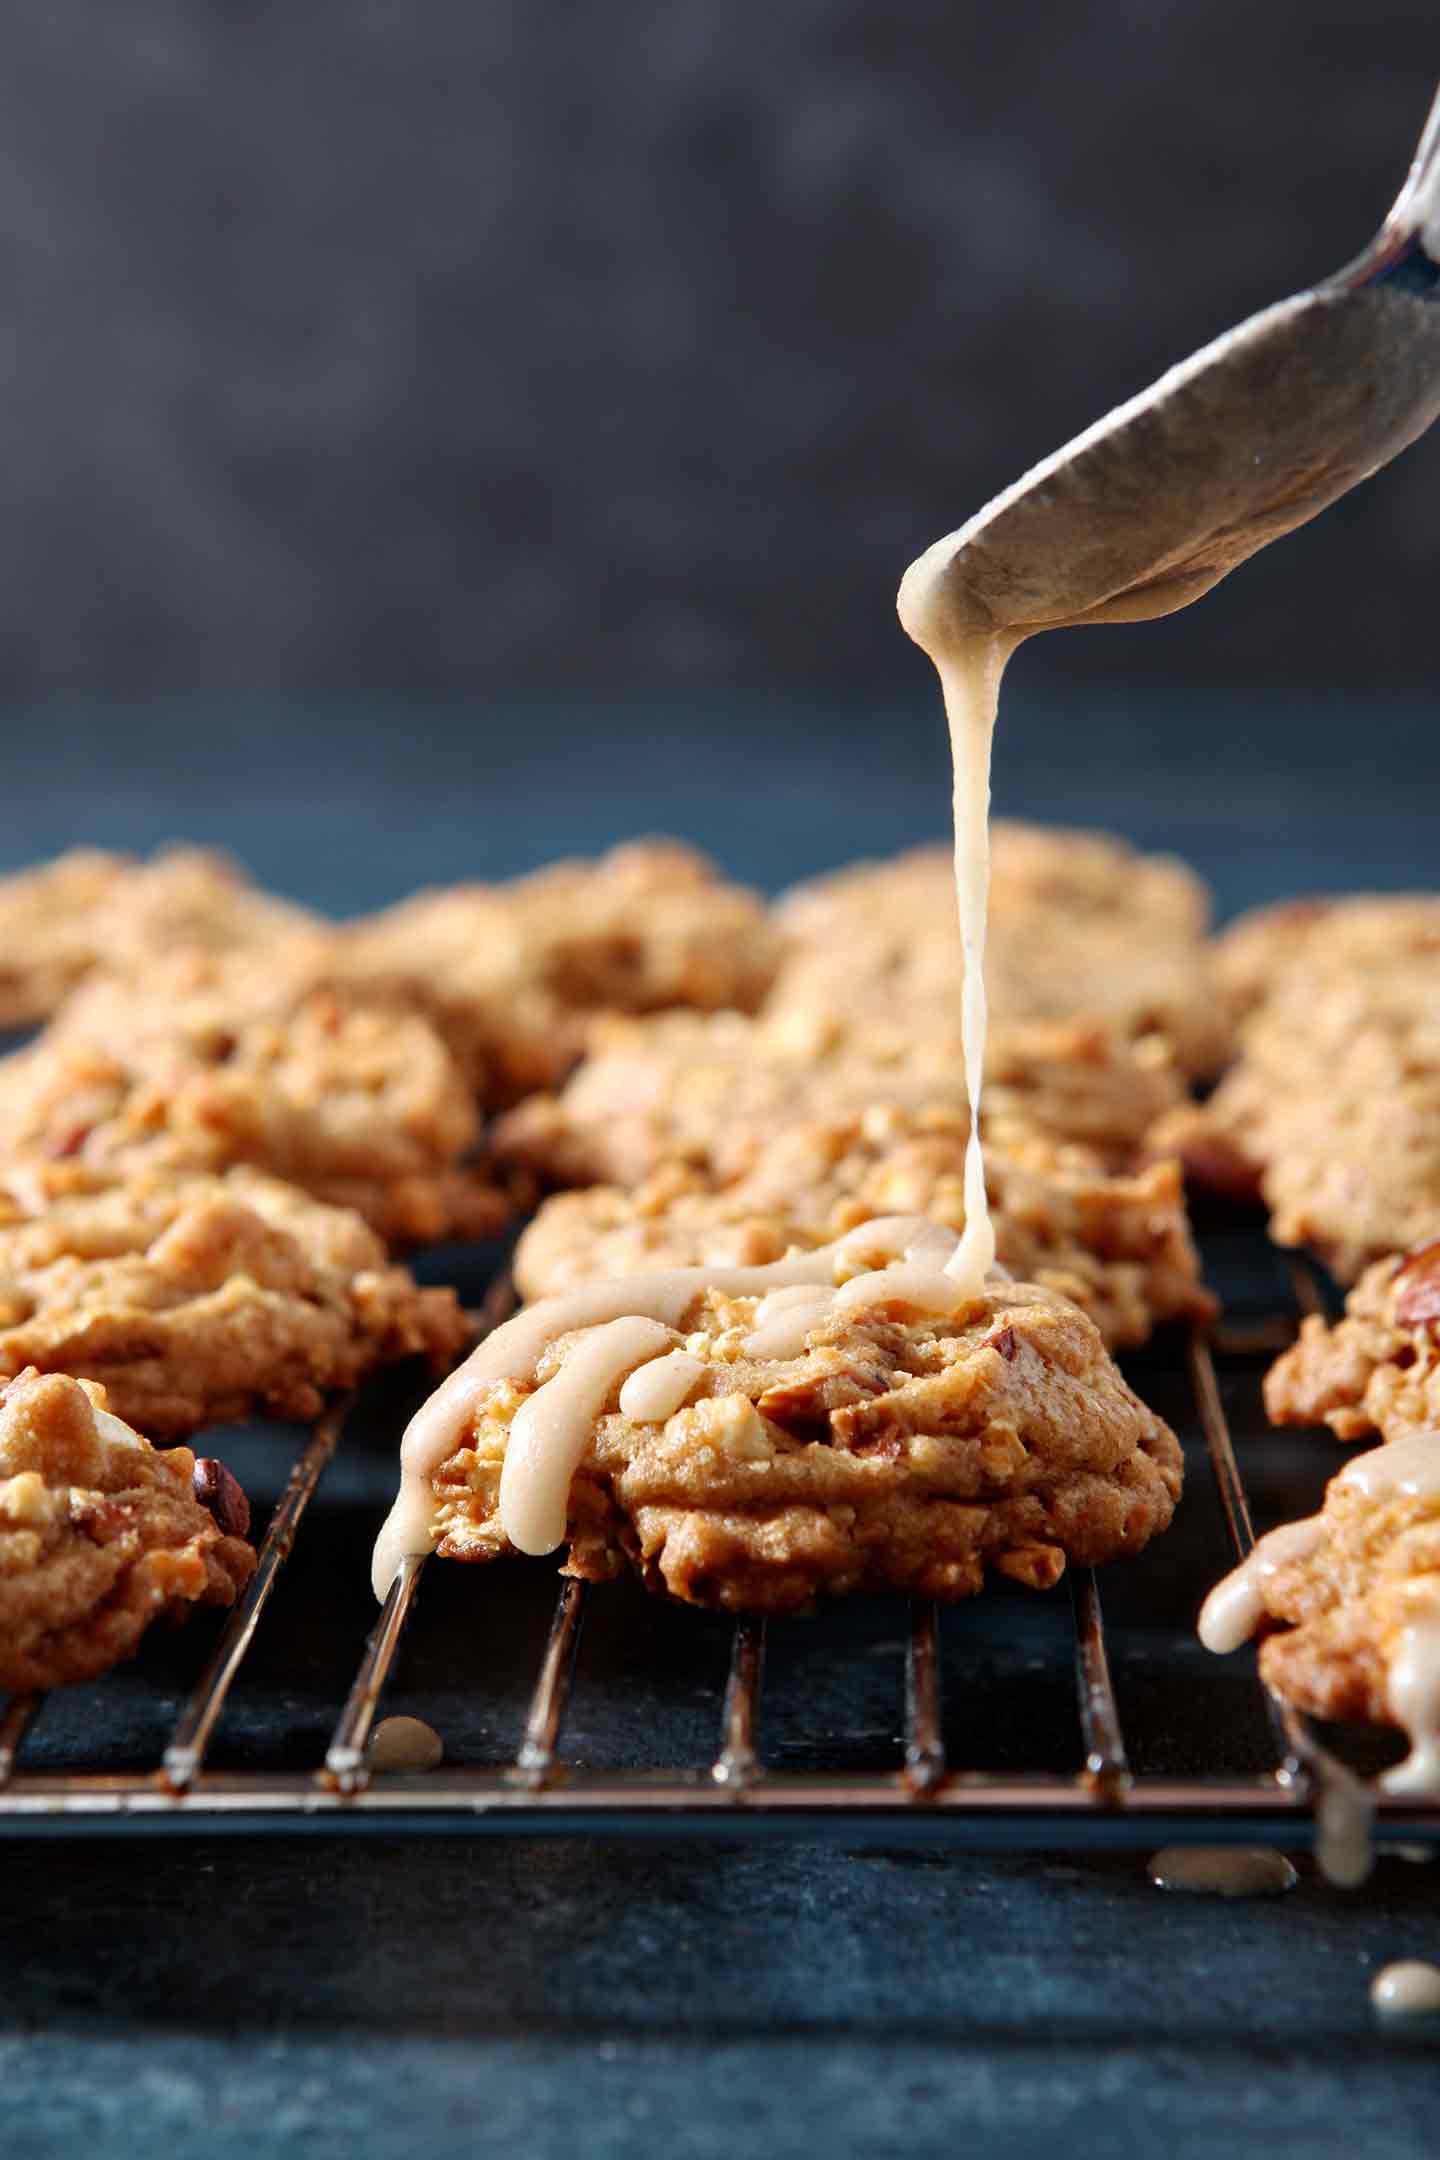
[417,1271,1182,1616]
[1199,1436,1440,1793]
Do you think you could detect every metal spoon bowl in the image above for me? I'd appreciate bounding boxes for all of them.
[909,82,1440,642]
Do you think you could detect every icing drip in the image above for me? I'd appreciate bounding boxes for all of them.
[744,1288,836,1359]
[1196,1515,1327,1654]
[1383,1612,1440,1798]
[501,1315,674,1554]
[618,1349,706,1422]
[1337,1431,1440,1501]
[1146,1846,1297,1898]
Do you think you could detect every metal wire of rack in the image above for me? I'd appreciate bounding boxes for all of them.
[0,1260,1434,1846]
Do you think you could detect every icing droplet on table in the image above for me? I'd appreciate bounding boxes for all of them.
[1372,1961,1440,2018]
[1147,1846,1298,1897]
[367,1715,444,1775]
[1315,1777,1375,1889]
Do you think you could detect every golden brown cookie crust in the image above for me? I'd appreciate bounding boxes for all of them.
[1265,1242,1440,1445]
[512,1105,1213,1350]
[0,950,508,1248]
[772,827,1227,1079]
[338,840,779,1105]
[0,1166,465,1437]
[1160,918,1440,1279]
[495,1007,1187,1195]
[0,850,137,1030]
[0,1369,256,1693]
[0,847,330,1033]
[429,1277,1183,1616]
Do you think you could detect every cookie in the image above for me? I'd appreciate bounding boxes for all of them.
[1265,1241,1440,1445]
[339,840,779,1105]
[1156,946,1440,1279]
[1199,1440,1440,1790]
[0,850,135,1030]
[494,1006,1187,1192]
[772,825,1227,1078]
[0,846,327,1033]
[0,1165,465,1436]
[0,1368,256,1692]
[0,949,508,1248]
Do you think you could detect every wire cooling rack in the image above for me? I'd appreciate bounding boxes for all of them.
[0,1240,1433,1847]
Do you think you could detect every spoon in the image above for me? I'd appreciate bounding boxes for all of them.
[903,80,1440,640]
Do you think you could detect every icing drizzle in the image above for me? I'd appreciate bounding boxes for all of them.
[371,1212,992,1597]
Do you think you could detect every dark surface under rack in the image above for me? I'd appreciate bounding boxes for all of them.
[1,1220,1433,1848]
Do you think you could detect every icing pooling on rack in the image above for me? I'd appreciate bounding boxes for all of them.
[1199,1431,1440,1796]
[371,1213,991,1596]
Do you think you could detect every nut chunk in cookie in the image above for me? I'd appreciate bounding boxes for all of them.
[375,1219,1182,1618]
[1199,1434,1440,1796]
[0,1369,256,1693]
[1265,1242,1440,1446]
[0,1167,466,1438]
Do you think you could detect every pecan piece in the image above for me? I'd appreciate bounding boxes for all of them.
[1394,1241,1440,1331]
[192,1456,251,1539]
